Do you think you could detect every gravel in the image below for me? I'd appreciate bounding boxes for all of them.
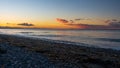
[0,43,58,68]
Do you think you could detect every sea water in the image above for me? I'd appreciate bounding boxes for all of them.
[0,29,120,50]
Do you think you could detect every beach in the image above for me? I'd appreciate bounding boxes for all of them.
[0,34,120,68]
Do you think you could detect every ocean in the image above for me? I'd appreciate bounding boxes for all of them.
[0,29,120,50]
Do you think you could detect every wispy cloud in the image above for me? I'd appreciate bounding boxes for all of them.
[18,23,34,26]
[75,19,82,21]
[56,18,69,23]
[70,20,74,23]
[75,18,90,21]
[56,18,91,24]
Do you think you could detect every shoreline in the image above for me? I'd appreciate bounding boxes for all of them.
[1,33,120,51]
[0,34,120,68]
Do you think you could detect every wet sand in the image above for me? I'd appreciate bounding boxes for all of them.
[0,34,120,68]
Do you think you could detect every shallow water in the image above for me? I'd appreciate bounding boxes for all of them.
[0,29,120,50]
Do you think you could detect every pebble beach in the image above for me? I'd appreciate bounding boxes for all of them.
[0,34,120,68]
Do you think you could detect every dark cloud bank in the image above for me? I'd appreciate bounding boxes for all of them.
[18,23,34,26]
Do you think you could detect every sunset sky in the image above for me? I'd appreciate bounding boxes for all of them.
[0,0,120,29]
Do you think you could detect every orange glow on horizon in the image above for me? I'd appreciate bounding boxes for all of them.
[0,18,118,29]
[0,21,79,29]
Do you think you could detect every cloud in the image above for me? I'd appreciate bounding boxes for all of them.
[105,20,111,23]
[68,23,108,29]
[18,23,34,26]
[75,19,82,21]
[109,21,120,27]
[56,18,108,29]
[112,19,117,21]
[6,22,10,24]
[75,18,90,21]
[70,20,74,23]
[56,18,90,24]
[56,18,120,29]
[56,18,69,23]
[105,19,117,23]
[105,19,120,27]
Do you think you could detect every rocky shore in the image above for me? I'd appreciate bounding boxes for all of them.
[0,34,120,68]
[0,43,57,68]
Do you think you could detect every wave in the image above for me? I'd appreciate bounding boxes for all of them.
[95,38,120,42]
[20,32,33,34]
[31,35,67,37]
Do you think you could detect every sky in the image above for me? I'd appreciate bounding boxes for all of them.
[0,0,120,29]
